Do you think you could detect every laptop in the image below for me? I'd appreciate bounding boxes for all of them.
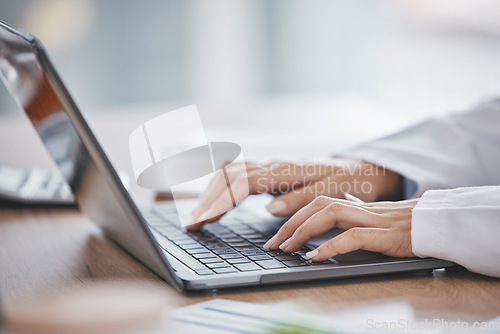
[0,20,454,291]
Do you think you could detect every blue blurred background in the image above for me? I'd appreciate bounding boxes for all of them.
[1,0,500,118]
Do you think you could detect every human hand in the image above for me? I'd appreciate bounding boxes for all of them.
[188,159,403,230]
[264,196,418,261]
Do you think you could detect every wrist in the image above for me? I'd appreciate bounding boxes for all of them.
[373,166,404,201]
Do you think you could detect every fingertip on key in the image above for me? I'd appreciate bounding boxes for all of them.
[263,235,277,249]
[306,249,319,259]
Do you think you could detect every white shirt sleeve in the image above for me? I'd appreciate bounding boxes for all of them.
[338,99,500,277]
[412,186,500,278]
[340,99,500,197]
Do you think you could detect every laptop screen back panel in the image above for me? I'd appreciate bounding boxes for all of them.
[0,21,183,290]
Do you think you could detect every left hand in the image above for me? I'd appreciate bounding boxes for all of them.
[263,196,418,261]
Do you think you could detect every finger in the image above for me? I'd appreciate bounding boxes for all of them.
[194,162,325,221]
[192,163,248,217]
[201,176,251,221]
[265,195,388,249]
[185,212,223,231]
[191,163,251,224]
[186,220,208,231]
[357,198,419,208]
[191,160,294,219]
[187,175,251,230]
[191,170,226,217]
[186,208,227,230]
[279,202,387,253]
[306,227,392,261]
[266,177,342,216]
[264,195,334,249]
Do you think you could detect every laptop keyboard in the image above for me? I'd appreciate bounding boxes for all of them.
[141,205,336,275]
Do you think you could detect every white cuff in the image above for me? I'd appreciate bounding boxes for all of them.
[411,186,500,278]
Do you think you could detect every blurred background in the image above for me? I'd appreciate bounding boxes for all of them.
[1,0,500,202]
[1,0,500,118]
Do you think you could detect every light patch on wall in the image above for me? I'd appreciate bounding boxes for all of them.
[23,0,95,51]
[396,0,500,35]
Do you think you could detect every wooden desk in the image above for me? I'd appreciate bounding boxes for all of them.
[1,102,499,328]
[1,207,499,324]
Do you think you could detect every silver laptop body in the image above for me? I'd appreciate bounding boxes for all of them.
[0,20,454,291]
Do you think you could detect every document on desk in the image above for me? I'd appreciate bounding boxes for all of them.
[168,298,500,333]
[168,299,354,333]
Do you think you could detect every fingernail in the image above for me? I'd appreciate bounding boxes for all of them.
[266,200,286,215]
[279,238,291,251]
[306,249,319,259]
[263,235,277,249]
[344,192,365,204]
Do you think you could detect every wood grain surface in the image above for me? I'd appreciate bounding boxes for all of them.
[1,208,499,322]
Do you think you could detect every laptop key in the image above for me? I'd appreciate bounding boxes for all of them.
[219,253,244,259]
[227,242,252,247]
[222,237,245,243]
[212,248,237,255]
[267,250,285,256]
[177,242,201,249]
[209,244,232,249]
[234,245,263,253]
[274,254,297,261]
[256,259,286,269]
[234,263,263,272]
[218,233,238,239]
[247,238,269,243]
[295,246,312,254]
[192,252,215,259]
[200,242,225,248]
[199,257,223,264]
[227,258,251,264]
[253,242,267,247]
[195,269,214,275]
[248,254,272,261]
[206,262,231,269]
[169,235,193,242]
[238,233,262,239]
[282,260,310,267]
[193,236,217,243]
[213,267,238,274]
[309,260,334,266]
[241,250,265,256]
[155,227,179,235]
[185,247,208,254]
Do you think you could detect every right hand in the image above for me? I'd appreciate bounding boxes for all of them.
[187,159,403,230]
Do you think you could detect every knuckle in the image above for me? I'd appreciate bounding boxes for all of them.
[319,239,337,254]
[294,225,311,240]
[278,222,295,236]
[326,201,343,214]
[312,195,330,208]
[346,228,364,243]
